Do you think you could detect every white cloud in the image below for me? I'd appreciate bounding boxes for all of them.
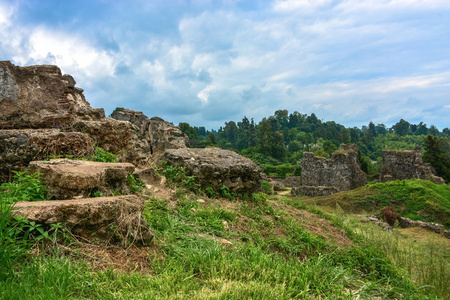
[273,0,333,12]
[26,28,115,77]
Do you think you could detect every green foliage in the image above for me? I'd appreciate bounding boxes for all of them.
[219,184,236,200]
[0,170,48,203]
[179,122,198,140]
[89,147,117,162]
[160,162,199,192]
[423,135,450,182]
[367,180,450,226]
[205,186,219,198]
[261,181,273,195]
[127,175,145,194]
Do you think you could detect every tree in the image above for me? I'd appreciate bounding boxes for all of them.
[415,122,428,135]
[368,121,377,137]
[258,119,274,156]
[274,109,289,129]
[323,140,337,156]
[423,135,450,182]
[392,119,411,136]
[224,121,238,148]
[248,118,258,147]
[179,122,198,140]
[272,131,287,160]
[208,132,217,145]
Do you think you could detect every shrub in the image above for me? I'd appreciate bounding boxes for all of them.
[381,206,398,226]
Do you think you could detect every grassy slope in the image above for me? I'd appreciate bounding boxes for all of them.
[1,179,449,299]
[304,179,450,227]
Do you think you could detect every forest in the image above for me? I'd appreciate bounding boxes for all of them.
[178,110,450,182]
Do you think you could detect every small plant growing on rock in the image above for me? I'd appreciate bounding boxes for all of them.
[127,175,145,194]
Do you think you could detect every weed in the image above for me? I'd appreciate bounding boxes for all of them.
[0,170,48,203]
[89,147,117,162]
[220,184,236,200]
[127,175,145,194]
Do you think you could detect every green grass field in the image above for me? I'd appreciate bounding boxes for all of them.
[1,175,449,299]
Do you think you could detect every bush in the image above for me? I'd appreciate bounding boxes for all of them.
[381,206,398,226]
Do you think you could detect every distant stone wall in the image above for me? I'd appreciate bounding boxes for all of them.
[379,148,445,184]
[294,144,367,196]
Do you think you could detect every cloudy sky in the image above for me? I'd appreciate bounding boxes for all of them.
[1,0,449,130]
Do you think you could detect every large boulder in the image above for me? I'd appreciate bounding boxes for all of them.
[162,147,263,193]
[0,60,104,129]
[13,195,153,245]
[0,129,94,182]
[29,159,135,199]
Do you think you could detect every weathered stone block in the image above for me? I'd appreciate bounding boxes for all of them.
[29,159,135,199]
[14,195,153,245]
[0,129,94,182]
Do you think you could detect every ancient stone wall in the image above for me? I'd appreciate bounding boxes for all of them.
[293,144,367,196]
[379,148,445,184]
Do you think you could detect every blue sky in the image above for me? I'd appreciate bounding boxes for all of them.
[1,0,449,130]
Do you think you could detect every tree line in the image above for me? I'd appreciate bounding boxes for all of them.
[178,110,450,181]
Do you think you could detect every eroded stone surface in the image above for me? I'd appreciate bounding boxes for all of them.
[162,147,262,193]
[0,129,94,182]
[0,61,104,129]
[29,159,135,199]
[14,195,153,245]
[111,109,189,155]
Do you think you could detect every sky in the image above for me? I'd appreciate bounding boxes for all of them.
[0,0,449,130]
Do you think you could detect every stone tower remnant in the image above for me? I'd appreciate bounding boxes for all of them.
[292,144,367,197]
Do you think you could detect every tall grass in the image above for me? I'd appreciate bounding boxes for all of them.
[355,221,449,298]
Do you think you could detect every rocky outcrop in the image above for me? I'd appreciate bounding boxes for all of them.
[162,147,262,193]
[0,61,190,180]
[14,195,154,245]
[0,61,104,129]
[294,144,367,196]
[379,148,445,184]
[29,159,135,199]
[111,109,189,154]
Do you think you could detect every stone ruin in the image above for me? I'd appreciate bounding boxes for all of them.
[292,144,367,197]
[379,147,445,184]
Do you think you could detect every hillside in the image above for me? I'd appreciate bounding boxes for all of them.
[303,179,450,227]
[1,171,449,299]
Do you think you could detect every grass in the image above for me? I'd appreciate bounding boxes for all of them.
[304,179,450,227]
[1,173,449,299]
